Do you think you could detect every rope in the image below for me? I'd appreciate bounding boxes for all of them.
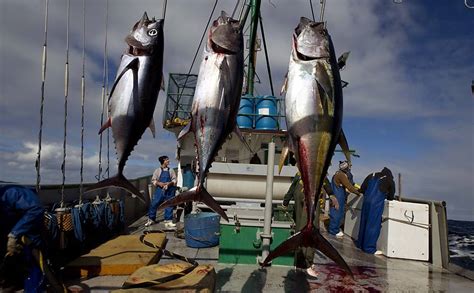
[231,0,241,18]
[170,0,219,121]
[36,0,49,193]
[309,0,315,21]
[60,0,71,207]
[258,15,274,97]
[162,0,168,21]
[319,0,326,23]
[97,0,109,182]
[79,0,86,203]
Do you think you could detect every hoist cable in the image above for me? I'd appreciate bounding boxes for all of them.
[79,0,86,203]
[97,0,109,182]
[60,0,71,207]
[231,0,241,18]
[320,0,326,23]
[162,0,168,21]
[309,0,316,21]
[170,0,219,121]
[258,15,274,97]
[36,0,49,193]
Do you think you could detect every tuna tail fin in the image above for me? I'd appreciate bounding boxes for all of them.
[262,227,353,278]
[158,186,229,222]
[85,174,146,204]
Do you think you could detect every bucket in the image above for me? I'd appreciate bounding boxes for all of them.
[236,94,254,129]
[255,95,278,130]
[184,212,220,248]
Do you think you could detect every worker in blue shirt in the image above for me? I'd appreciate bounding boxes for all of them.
[0,185,45,291]
[356,167,395,254]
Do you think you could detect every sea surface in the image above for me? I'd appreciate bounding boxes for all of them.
[448,220,474,271]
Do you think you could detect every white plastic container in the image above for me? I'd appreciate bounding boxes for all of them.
[344,193,364,239]
[377,200,429,261]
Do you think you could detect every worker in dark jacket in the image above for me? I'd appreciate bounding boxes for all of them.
[328,161,362,238]
[0,185,45,291]
[356,167,395,254]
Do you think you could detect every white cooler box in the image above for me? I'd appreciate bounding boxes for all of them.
[377,200,429,261]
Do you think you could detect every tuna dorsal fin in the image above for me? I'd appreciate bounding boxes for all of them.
[337,51,350,70]
[149,119,156,138]
[177,123,192,141]
[98,117,111,134]
[160,74,165,91]
[315,62,333,99]
[338,129,351,163]
[109,57,140,100]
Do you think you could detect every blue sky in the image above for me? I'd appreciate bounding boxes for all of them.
[0,0,473,220]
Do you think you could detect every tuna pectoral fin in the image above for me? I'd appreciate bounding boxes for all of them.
[85,174,146,204]
[177,123,191,141]
[262,227,353,278]
[149,119,156,138]
[158,187,229,222]
[338,129,351,163]
[98,117,111,134]
[278,145,289,175]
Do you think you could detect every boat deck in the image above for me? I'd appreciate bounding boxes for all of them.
[65,216,473,292]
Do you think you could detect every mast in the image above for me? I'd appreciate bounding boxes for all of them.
[245,0,261,95]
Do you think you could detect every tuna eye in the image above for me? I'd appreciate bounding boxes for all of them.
[148,29,158,36]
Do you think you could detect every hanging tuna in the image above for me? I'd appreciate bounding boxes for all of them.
[157,11,244,221]
[86,12,164,202]
[262,17,353,277]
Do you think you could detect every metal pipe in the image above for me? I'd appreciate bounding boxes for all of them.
[398,173,402,202]
[260,141,275,264]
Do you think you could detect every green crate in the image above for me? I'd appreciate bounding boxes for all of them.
[218,221,294,266]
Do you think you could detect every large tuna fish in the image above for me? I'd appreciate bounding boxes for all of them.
[86,12,164,202]
[158,11,244,221]
[262,17,353,276]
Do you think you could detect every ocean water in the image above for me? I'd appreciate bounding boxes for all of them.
[448,220,474,271]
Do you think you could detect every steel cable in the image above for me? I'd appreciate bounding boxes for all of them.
[36,0,49,193]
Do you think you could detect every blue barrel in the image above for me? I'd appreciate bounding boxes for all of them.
[184,212,220,248]
[255,95,278,130]
[237,94,254,129]
[182,165,195,189]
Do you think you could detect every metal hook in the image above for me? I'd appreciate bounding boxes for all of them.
[466,0,474,9]
[404,210,414,224]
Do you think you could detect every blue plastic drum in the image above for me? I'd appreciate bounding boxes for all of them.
[184,212,221,248]
[255,95,278,130]
[237,94,254,129]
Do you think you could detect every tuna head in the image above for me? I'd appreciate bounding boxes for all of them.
[294,17,330,59]
[209,11,242,54]
[125,12,164,55]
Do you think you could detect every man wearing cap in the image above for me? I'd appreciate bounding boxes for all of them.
[328,160,362,238]
[145,156,177,228]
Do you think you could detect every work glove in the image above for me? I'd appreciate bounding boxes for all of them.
[329,195,339,210]
[5,233,22,257]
